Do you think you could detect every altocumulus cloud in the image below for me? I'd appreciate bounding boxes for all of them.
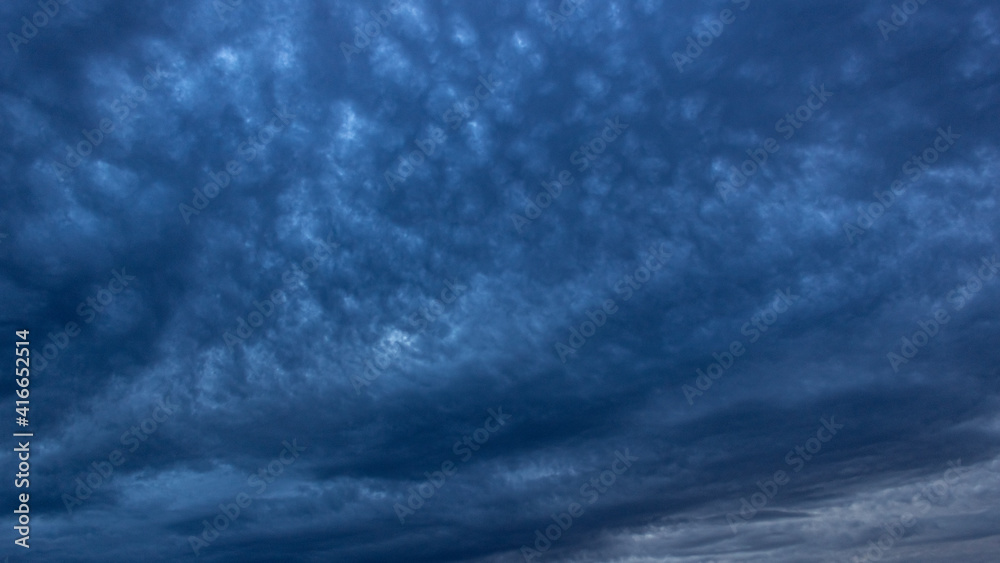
[1,0,999,562]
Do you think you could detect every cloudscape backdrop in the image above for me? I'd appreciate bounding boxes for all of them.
[1,0,999,561]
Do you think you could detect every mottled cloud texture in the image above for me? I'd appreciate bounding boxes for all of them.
[1,0,999,561]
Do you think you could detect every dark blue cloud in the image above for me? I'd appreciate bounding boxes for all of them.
[1,0,999,561]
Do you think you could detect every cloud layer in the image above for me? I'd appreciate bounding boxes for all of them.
[1,0,999,561]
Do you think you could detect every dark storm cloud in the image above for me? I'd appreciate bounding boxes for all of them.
[0,0,998,561]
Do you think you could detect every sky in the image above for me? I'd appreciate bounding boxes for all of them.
[1,0,999,561]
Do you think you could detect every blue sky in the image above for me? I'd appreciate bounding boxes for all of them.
[1,0,999,561]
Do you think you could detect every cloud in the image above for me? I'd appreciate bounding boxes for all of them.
[1,0,998,561]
